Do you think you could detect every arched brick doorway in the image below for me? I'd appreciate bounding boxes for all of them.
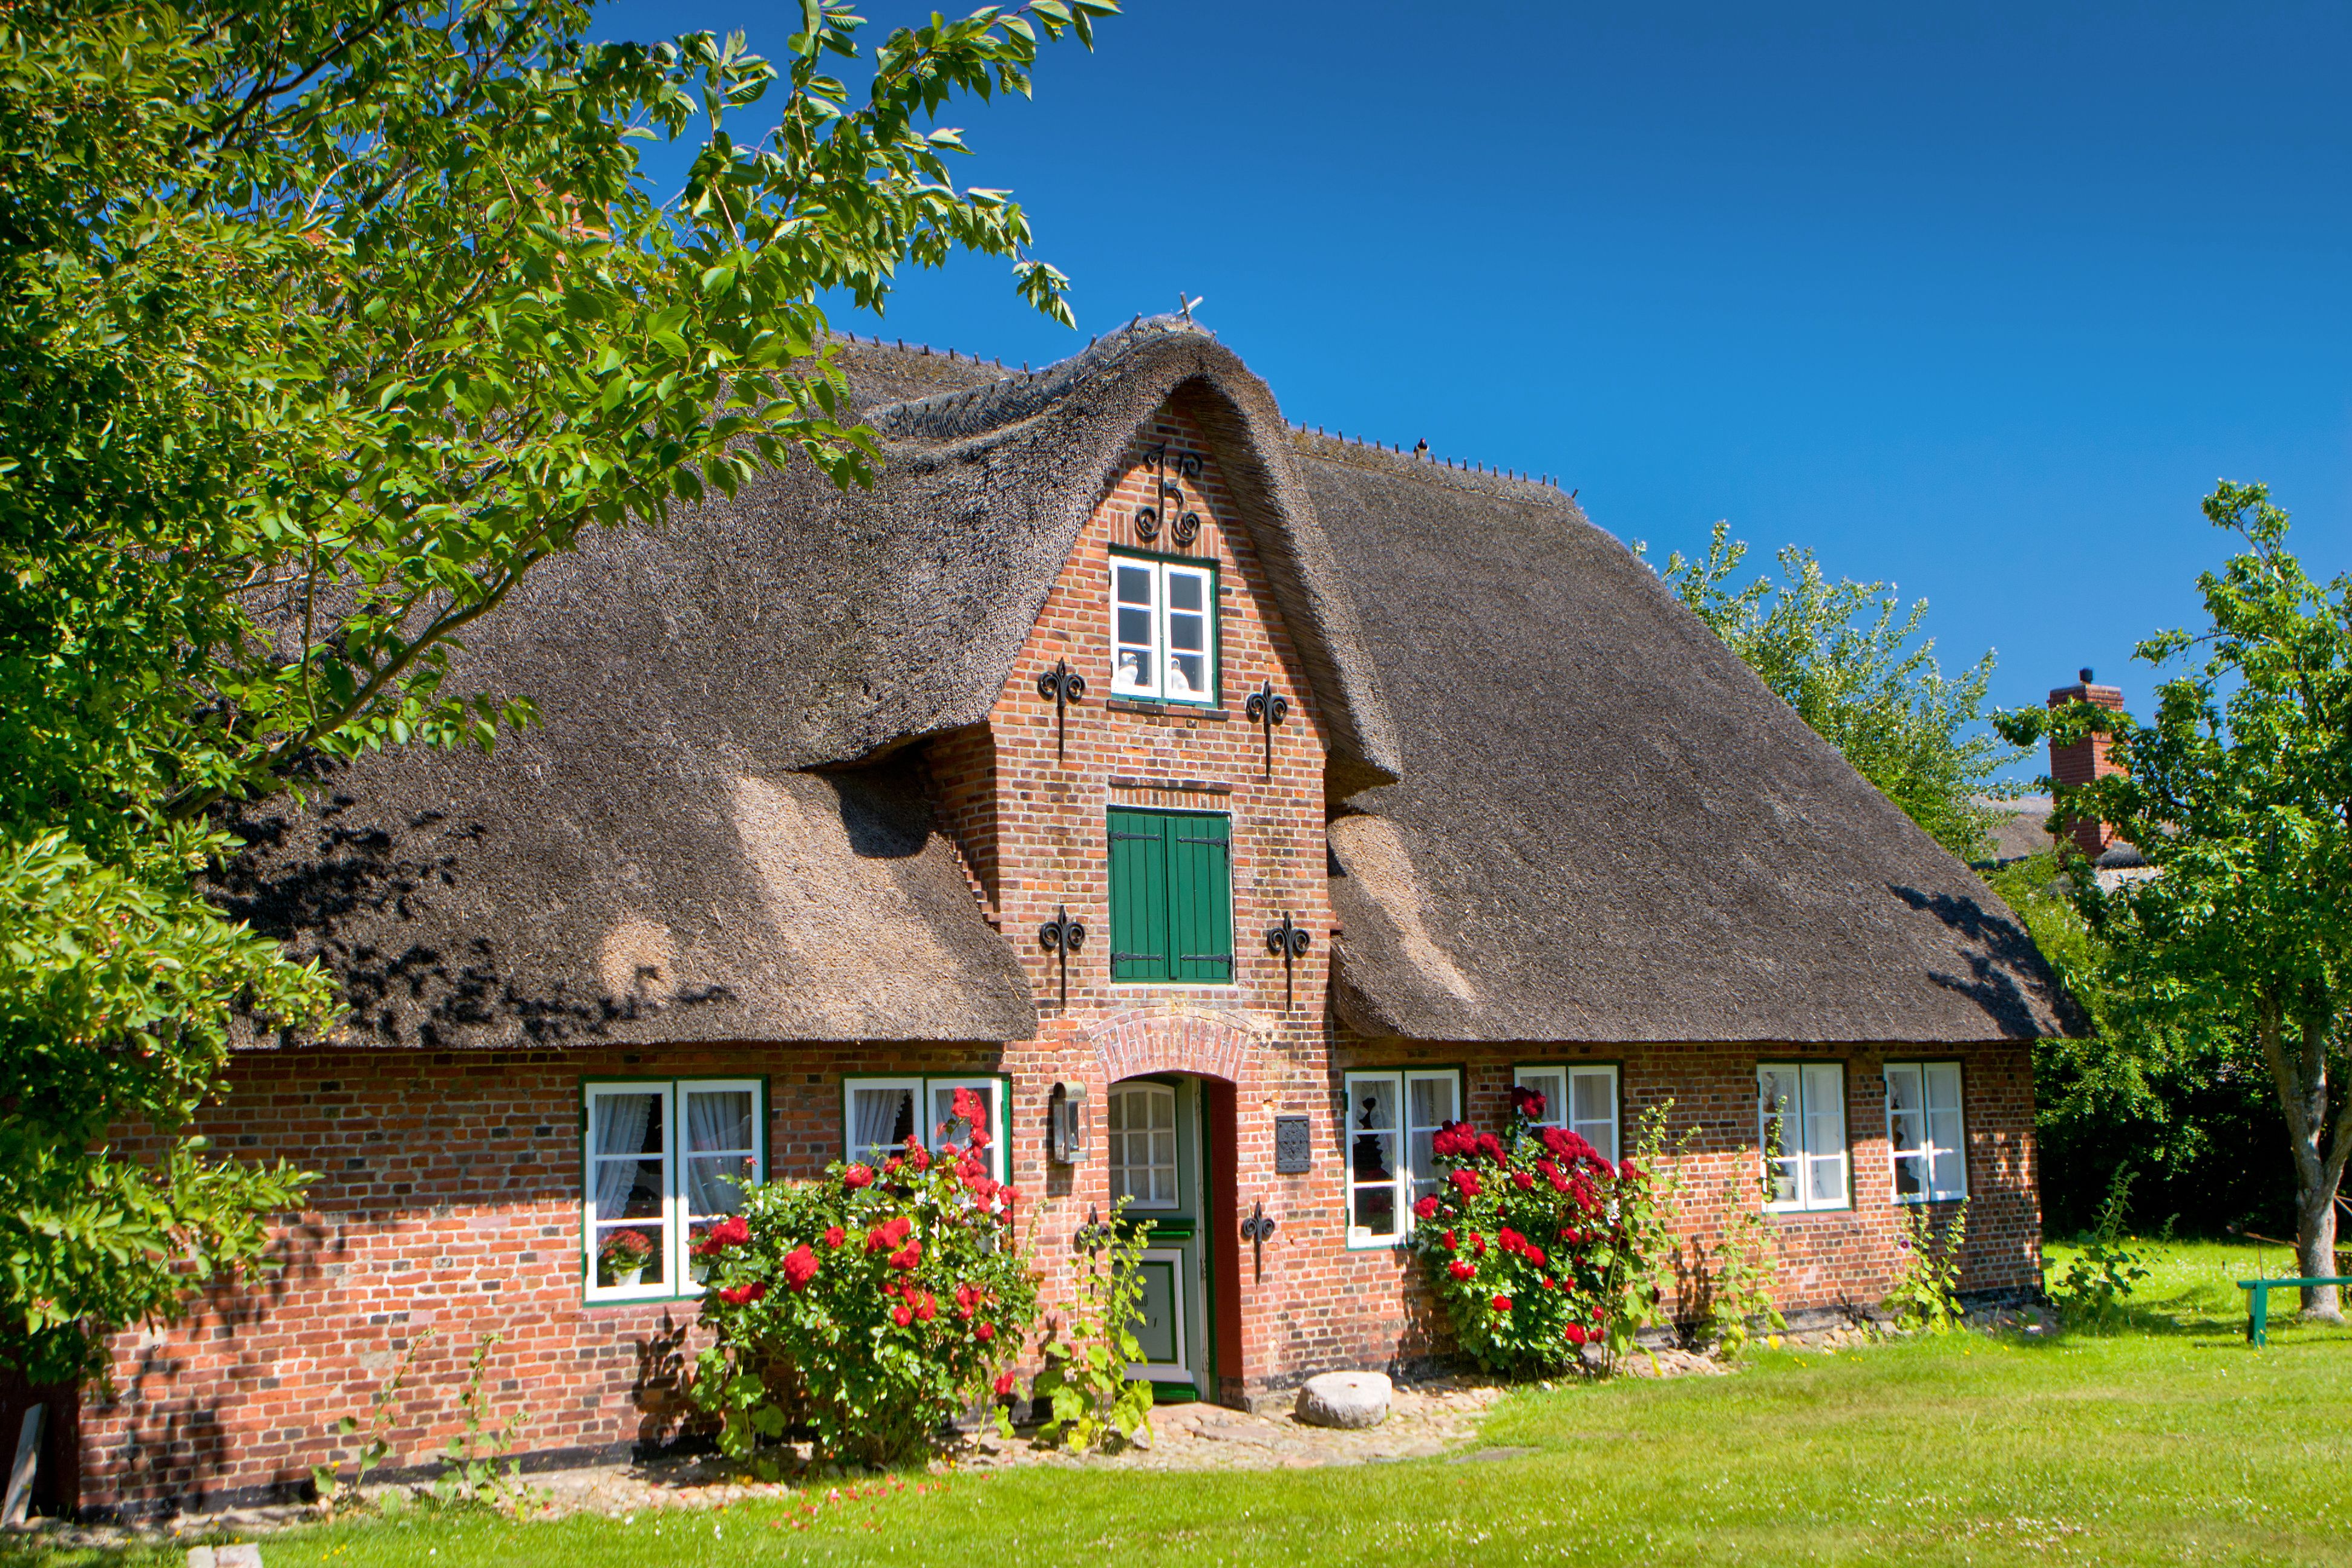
[1086,1009,1260,1408]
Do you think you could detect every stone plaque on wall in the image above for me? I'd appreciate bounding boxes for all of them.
[1273,1114,1313,1174]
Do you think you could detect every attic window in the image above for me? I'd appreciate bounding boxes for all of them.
[1109,552,1218,704]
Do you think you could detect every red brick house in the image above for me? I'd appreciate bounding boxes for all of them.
[78,318,2068,1514]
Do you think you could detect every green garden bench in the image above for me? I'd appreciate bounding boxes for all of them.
[2239,1276,2352,1346]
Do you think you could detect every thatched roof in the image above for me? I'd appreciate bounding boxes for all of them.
[1307,441,2074,1044]
[224,321,1397,1047]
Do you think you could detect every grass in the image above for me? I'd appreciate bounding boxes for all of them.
[14,1241,2351,1567]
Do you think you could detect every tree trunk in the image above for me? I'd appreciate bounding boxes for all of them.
[2296,1183,2342,1321]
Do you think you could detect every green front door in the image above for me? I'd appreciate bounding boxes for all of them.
[1109,1076,1207,1398]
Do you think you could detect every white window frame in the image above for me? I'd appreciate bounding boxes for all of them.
[1884,1060,1968,1203]
[841,1074,1010,1183]
[1757,1062,1849,1213]
[1342,1068,1462,1250]
[1512,1063,1622,1163]
[1108,552,1218,705]
[582,1077,765,1305]
[1107,1081,1183,1212]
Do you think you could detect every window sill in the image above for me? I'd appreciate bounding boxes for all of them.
[1892,1193,1968,1206]
[1762,1203,1856,1218]
[1106,697,1230,720]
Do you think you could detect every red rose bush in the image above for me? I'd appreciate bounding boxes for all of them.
[1409,1086,1676,1377]
[690,1089,1037,1468]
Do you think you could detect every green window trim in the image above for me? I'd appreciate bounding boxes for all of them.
[1108,807,1233,985]
[840,1073,1013,1183]
[579,1075,768,1307]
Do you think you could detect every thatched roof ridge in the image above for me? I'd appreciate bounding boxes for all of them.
[1308,442,2074,1044]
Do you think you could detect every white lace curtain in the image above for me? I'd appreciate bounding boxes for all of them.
[851,1086,913,1163]
[685,1089,753,1215]
[592,1092,658,1221]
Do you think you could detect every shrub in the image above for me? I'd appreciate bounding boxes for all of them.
[1883,1200,1970,1333]
[1025,1201,1155,1451]
[691,1088,1037,1469]
[2050,1166,2150,1331]
[1704,1180,1786,1359]
[1409,1089,1680,1377]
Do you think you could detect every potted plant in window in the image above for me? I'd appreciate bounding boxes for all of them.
[599,1229,655,1289]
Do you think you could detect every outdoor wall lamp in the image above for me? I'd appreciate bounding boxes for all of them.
[1049,1080,1088,1166]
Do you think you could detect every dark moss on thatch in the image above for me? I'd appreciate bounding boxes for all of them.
[1305,439,2074,1044]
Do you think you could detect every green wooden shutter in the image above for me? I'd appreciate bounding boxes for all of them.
[1108,808,1171,982]
[1169,813,1233,983]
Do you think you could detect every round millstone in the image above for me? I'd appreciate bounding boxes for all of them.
[1293,1370,1392,1429]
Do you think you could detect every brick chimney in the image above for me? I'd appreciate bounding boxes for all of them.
[2047,667,2125,857]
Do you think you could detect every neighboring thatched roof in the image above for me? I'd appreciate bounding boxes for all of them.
[1975,795,2060,868]
[223,320,1397,1047]
[1308,441,2075,1044]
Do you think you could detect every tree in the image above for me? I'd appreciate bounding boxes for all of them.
[1649,523,2022,863]
[0,0,1112,1385]
[1996,482,2352,1319]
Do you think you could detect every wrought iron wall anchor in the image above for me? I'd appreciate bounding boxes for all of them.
[1036,659,1086,760]
[1133,442,1203,546]
[1038,904,1086,1010]
[1244,679,1289,779]
[1075,1204,1116,1254]
[1241,1201,1278,1280]
[1266,911,1312,1012]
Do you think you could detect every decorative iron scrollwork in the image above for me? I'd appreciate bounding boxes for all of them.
[1244,679,1289,779]
[1038,904,1086,1010]
[1075,1203,1116,1253]
[1036,659,1085,760]
[1241,1200,1278,1279]
[1266,909,1312,1011]
[1134,443,1203,546]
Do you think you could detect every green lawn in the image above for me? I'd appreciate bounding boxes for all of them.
[19,1242,2352,1567]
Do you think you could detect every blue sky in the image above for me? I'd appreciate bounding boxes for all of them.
[603,1,2349,773]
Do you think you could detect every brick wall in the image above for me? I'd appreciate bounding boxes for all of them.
[83,391,2043,1512]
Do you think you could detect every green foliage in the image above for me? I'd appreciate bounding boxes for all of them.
[1,0,1108,1383]
[1985,854,2287,1237]
[691,1093,1037,1470]
[430,1332,540,1516]
[312,1327,434,1516]
[0,829,328,1383]
[1703,1178,1786,1360]
[1649,523,2023,862]
[2049,1169,2151,1331]
[1996,481,2352,1306]
[1410,1092,1682,1378]
[1881,1200,1969,1333]
[1026,1201,1154,1452]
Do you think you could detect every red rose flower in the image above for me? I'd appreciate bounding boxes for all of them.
[1448,1168,1481,1200]
[782,1246,819,1292]
[717,1281,768,1306]
[903,1140,931,1172]
[994,1370,1018,1397]
[1441,1228,1458,1250]
[1475,1132,1506,1164]
[1413,1195,1440,1221]
[1527,1244,1547,1267]
[976,1321,996,1341]
[1471,1232,1488,1257]
[883,1156,903,1178]
[914,1292,937,1321]
[867,1217,913,1252]
[1497,1227,1525,1255]
[1510,1085,1547,1122]
[1564,1322,1589,1346]
[823,1226,847,1249]
[843,1164,875,1190]
[1491,1295,1512,1313]
[1448,1259,1476,1281]
[888,1242,923,1270]
[892,1304,913,1328]
[1511,1171,1534,1192]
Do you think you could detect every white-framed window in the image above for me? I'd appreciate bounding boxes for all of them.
[1513,1063,1622,1163]
[841,1074,1009,1181]
[1885,1061,1967,1203]
[583,1077,764,1303]
[1108,1082,1180,1210]
[1109,553,1218,704]
[1342,1068,1461,1248]
[1758,1062,1849,1212]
